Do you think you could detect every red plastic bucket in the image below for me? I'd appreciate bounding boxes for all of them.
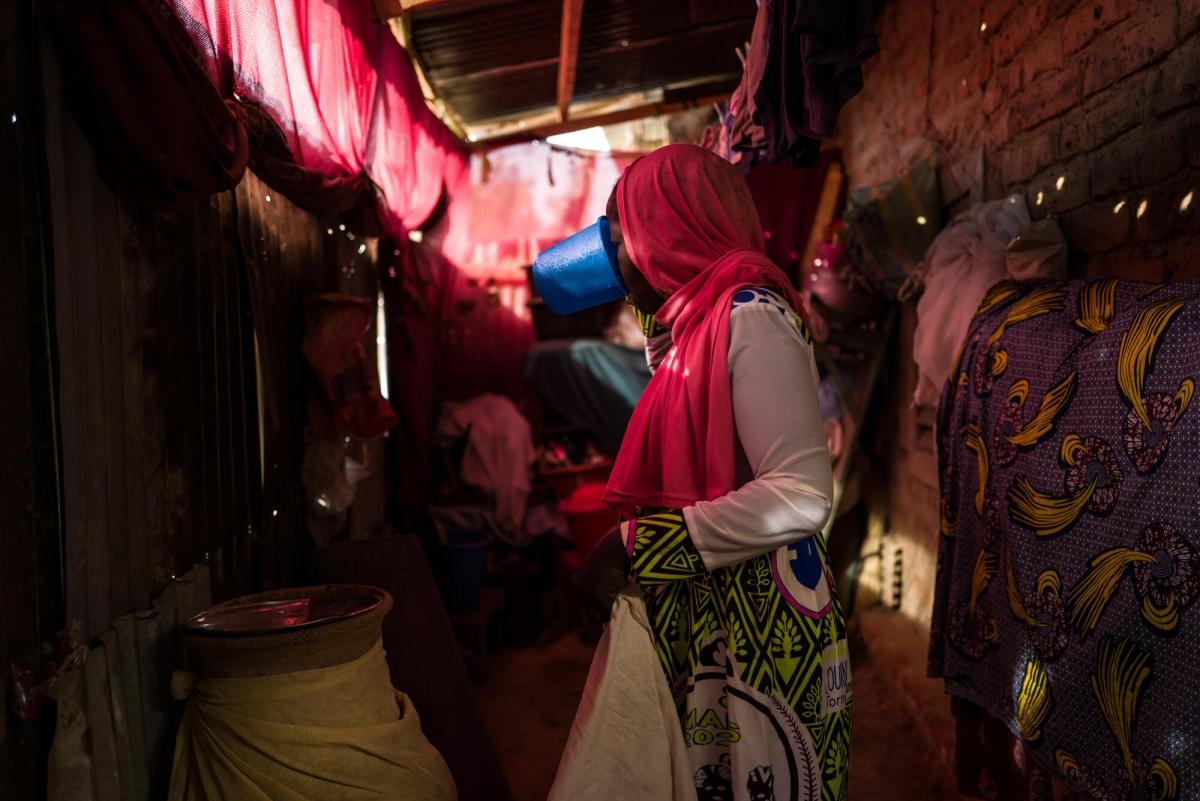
[559,482,617,557]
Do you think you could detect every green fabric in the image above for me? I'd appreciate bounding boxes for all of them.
[629,512,852,801]
[630,302,669,339]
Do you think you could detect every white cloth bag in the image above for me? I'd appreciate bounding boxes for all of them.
[548,587,698,801]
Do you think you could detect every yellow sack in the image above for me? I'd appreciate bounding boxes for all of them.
[168,640,455,801]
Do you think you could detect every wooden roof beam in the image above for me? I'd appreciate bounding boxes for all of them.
[374,0,453,18]
[556,0,584,122]
[475,89,729,150]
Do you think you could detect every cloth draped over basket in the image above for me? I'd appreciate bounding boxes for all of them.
[168,640,455,800]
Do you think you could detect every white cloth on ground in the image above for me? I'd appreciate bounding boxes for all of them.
[547,587,697,801]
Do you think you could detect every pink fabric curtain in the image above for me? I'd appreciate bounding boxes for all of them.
[170,0,467,234]
[367,41,471,234]
[431,144,637,279]
[47,0,250,211]
[419,144,638,405]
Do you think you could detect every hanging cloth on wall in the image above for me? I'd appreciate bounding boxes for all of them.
[932,279,1200,800]
[302,294,397,440]
[437,394,536,534]
[169,0,468,235]
[751,0,878,166]
[46,0,250,211]
[49,0,467,233]
[912,196,1070,408]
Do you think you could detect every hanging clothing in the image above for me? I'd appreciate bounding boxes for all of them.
[932,279,1200,800]
[438,394,535,534]
[727,0,770,164]
[751,0,878,166]
[523,340,651,456]
[599,145,849,800]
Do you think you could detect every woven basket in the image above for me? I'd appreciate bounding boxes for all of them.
[182,584,393,678]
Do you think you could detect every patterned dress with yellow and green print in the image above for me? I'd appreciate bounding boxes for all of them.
[626,292,852,801]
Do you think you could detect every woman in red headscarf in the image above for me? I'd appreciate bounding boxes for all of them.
[576,144,850,800]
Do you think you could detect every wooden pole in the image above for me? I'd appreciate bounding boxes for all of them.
[474,91,729,150]
[556,0,585,122]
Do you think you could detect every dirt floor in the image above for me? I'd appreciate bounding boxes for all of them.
[478,620,946,801]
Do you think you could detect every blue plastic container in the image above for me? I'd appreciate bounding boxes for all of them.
[532,216,628,315]
[440,528,491,614]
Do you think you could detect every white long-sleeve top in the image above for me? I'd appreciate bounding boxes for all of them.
[626,288,833,571]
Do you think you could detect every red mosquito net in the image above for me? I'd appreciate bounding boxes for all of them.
[170,0,467,234]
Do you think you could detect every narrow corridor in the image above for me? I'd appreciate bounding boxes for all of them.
[479,620,946,801]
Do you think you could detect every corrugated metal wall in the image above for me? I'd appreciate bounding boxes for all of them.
[41,42,376,642]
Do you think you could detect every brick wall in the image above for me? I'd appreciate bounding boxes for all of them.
[837,0,1200,628]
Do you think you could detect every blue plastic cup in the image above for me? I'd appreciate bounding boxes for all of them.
[532,216,628,315]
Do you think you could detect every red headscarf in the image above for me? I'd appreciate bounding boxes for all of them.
[603,144,803,512]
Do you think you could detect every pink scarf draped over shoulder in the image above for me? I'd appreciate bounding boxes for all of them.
[603,144,803,513]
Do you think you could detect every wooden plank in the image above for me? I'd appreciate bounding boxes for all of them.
[82,643,120,801]
[235,179,271,590]
[375,0,455,16]
[433,56,560,90]
[192,207,221,572]
[476,91,731,148]
[212,192,244,598]
[74,108,114,641]
[42,38,95,639]
[190,564,213,614]
[133,609,165,794]
[158,206,195,584]
[97,631,135,799]
[150,580,189,789]
[113,615,148,801]
[174,574,198,628]
[151,583,182,689]
[199,197,231,582]
[119,206,151,612]
[556,0,584,121]
[46,667,95,801]
[139,211,170,591]
[98,190,133,620]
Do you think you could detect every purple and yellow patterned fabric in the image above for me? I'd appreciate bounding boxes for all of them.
[931,279,1200,801]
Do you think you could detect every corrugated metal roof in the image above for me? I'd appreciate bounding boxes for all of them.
[407,0,753,126]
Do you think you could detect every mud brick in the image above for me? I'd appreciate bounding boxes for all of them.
[1148,34,1200,116]
[1058,75,1145,156]
[1187,112,1200,167]
[1082,5,1179,97]
[1090,123,1185,197]
[1012,67,1080,130]
[1133,178,1190,242]
[1061,0,1140,53]
[1083,245,1168,281]
[1061,197,1134,253]
[1184,0,1200,36]
[994,126,1056,187]
[992,3,1049,67]
[1031,159,1092,213]
[1022,29,1067,85]
[982,61,1022,116]
[1165,235,1200,280]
